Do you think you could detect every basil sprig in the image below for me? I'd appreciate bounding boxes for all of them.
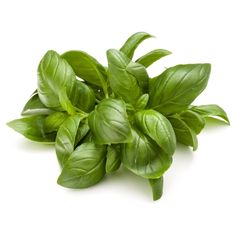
[7,32,230,200]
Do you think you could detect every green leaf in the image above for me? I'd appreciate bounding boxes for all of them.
[179,110,205,134]
[7,115,56,143]
[57,142,106,188]
[62,50,107,88]
[120,32,153,59]
[134,109,176,155]
[21,91,53,116]
[37,50,76,113]
[75,120,90,146]
[55,115,81,167]
[191,104,230,124]
[88,98,132,144]
[136,49,172,68]
[122,129,172,178]
[107,49,142,105]
[168,117,198,150]
[148,64,211,115]
[135,94,149,110]
[106,145,121,173]
[149,176,164,201]
[44,112,68,133]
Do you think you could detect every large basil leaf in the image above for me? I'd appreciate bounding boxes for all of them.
[7,115,56,143]
[168,117,198,150]
[190,104,230,124]
[136,49,172,68]
[107,49,142,105]
[37,50,76,114]
[44,112,68,133]
[88,98,132,144]
[149,176,164,201]
[62,50,107,88]
[120,32,152,59]
[106,145,121,173]
[122,129,172,179]
[148,64,211,115]
[179,110,205,134]
[21,91,53,116]
[134,109,176,155]
[57,142,106,188]
[55,115,81,167]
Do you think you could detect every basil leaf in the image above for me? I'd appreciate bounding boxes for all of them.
[75,121,90,146]
[134,109,176,155]
[55,115,81,167]
[122,129,172,179]
[168,117,198,150]
[37,50,76,113]
[136,49,172,68]
[106,145,121,173]
[120,32,152,59]
[191,104,230,124]
[44,112,68,133]
[21,92,53,116]
[149,176,164,201]
[135,94,149,110]
[148,64,211,115]
[7,115,56,143]
[107,49,142,105]
[57,142,106,188]
[62,50,107,88]
[179,110,205,134]
[69,80,95,112]
[88,98,132,144]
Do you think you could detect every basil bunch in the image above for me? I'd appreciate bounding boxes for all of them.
[7,32,230,200]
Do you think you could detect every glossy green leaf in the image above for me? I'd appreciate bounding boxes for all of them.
[179,110,205,134]
[37,50,76,113]
[136,49,172,68]
[148,64,211,115]
[168,117,198,150]
[44,112,68,133]
[88,99,132,144]
[149,176,164,201]
[191,104,230,124]
[62,50,107,88]
[134,109,176,155]
[21,92,53,116]
[7,115,56,143]
[57,142,106,188]
[107,49,142,105]
[135,94,149,110]
[122,129,172,178]
[75,120,90,146]
[120,32,152,59]
[55,115,81,167]
[106,145,121,173]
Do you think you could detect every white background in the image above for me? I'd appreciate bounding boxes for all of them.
[0,0,235,235]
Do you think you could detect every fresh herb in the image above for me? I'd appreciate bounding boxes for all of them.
[7,32,230,200]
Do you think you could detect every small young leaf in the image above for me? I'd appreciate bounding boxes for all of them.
[106,145,121,173]
[149,176,164,201]
[179,110,205,134]
[148,64,211,115]
[136,49,172,68]
[135,94,149,110]
[44,112,68,133]
[134,109,176,155]
[122,129,172,179]
[62,50,107,88]
[168,117,198,150]
[191,104,230,124]
[21,92,53,116]
[7,115,56,143]
[55,115,81,167]
[57,142,106,188]
[75,121,90,146]
[88,99,132,144]
[120,32,153,59]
